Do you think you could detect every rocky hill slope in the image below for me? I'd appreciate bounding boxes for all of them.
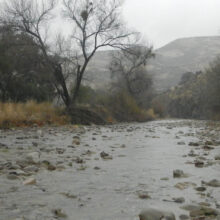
[84,36,220,91]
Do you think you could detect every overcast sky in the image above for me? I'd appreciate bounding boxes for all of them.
[123,0,220,48]
[1,0,220,49]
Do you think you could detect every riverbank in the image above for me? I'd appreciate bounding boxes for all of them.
[0,101,157,128]
[0,120,219,219]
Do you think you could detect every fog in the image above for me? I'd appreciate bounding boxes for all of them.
[123,0,220,48]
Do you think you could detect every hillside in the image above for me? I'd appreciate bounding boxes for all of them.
[84,36,220,91]
[150,36,220,91]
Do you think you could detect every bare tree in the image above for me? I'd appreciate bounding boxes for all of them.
[62,0,136,105]
[109,45,154,96]
[0,0,138,108]
[0,0,73,106]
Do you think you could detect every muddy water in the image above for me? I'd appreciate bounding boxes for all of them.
[0,120,219,220]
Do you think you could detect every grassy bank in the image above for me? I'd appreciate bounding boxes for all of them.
[93,91,157,123]
[0,101,69,128]
[0,96,157,128]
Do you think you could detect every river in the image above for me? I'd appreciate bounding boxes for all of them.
[0,120,220,220]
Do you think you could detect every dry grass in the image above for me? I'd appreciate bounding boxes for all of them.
[0,101,70,128]
[144,108,157,121]
[99,91,157,122]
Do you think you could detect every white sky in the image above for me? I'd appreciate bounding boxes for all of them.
[123,0,220,48]
[1,0,220,49]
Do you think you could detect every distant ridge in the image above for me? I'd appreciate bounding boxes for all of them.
[84,36,220,91]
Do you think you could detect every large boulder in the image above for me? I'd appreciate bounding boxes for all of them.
[139,208,176,220]
[67,107,106,125]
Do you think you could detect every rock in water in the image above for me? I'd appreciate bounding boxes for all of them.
[100,151,112,159]
[52,209,67,218]
[173,169,184,178]
[139,208,176,220]
[23,177,36,185]
[172,197,185,203]
[26,152,40,164]
[138,191,151,199]
[179,214,189,220]
[215,154,220,160]
[189,206,219,217]
[188,142,199,146]
[177,141,186,145]
[194,160,204,168]
[37,129,43,137]
[206,179,220,187]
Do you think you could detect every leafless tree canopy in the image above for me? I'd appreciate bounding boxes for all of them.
[1,0,56,56]
[63,0,134,57]
[0,0,142,107]
[62,0,138,104]
[110,46,154,95]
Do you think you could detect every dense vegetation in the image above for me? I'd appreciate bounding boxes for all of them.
[153,58,220,120]
[0,26,54,102]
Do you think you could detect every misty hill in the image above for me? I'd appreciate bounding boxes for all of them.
[84,36,220,91]
[150,36,220,91]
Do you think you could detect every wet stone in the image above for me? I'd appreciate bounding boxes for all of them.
[56,148,65,154]
[139,208,176,220]
[194,160,204,168]
[189,142,200,147]
[72,136,80,145]
[172,197,185,203]
[56,165,66,171]
[23,177,36,185]
[190,206,219,218]
[120,144,126,148]
[188,150,197,157]
[173,169,185,178]
[195,186,206,192]
[215,154,220,160]
[205,140,214,145]
[100,151,112,160]
[216,202,220,209]
[52,209,67,218]
[75,157,84,164]
[175,182,196,190]
[41,160,56,171]
[179,214,190,220]
[60,192,77,199]
[199,202,211,207]
[10,170,26,176]
[23,165,39,173]
[32,142,38,147]
[178,141,186,145]
[137,191,151,199]
[205,179,220,187]
[26,152,41,164]
[47,164,56,171]
[7,174,18,180]
[0,142,8,149]
[203,145,214,150]
[77,165,87,171]
[68,162,72,167]
[181,204,200,212]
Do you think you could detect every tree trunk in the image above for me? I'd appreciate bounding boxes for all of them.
[71,62,88,108]
[54,64,71,108]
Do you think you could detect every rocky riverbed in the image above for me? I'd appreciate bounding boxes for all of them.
[0,120,220,220]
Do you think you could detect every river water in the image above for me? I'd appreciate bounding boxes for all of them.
[0,120,219,220]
